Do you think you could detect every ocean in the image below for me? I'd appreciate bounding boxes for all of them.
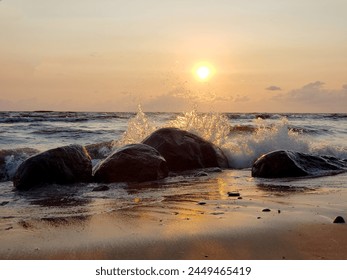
[1,108,347,230]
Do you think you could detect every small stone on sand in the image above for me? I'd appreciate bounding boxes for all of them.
[333,216,345,223]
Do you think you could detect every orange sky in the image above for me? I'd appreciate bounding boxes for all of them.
[1,0,347,112]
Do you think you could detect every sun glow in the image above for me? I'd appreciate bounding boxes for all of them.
[196,66,210,80]
[194,63,214,81]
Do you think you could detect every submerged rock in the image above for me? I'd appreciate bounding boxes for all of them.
[93,143,168,183]
[252,150,347,178]
[0,148,39,182]
[142,127,229,171]
[13,145,92,191]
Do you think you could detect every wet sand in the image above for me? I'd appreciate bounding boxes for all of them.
[1,179,347,260]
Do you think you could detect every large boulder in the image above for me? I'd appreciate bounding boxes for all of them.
[142,127,229,171]
[93,143,168,183]
[252,150,347,178]
[0,148,39,182]
[13,145,92,191]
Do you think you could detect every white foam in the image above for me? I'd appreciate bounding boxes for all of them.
[113,106,347,169]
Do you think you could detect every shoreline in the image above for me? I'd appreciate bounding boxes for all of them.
[1,181,347,260]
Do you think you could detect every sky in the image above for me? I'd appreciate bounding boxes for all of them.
[0,0,347,112]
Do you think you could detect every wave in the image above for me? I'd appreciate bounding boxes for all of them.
[0,112,134,124]
[1,108,346,182]
[0,148,39,182]
[114,107,347,169]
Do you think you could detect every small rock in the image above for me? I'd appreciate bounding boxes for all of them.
[0,201,9,206]
[211,212,224,215]
[92,185,110,192]
[228,192,240,197]
[237,197,243,200]
[198,201,206,205]
[257,217,261,219]
[278,210,281,214]
[5,226,13,231]
[262,208,271,212]
[333,216,345,224]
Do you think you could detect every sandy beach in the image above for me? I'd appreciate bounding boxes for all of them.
[1,170,347,260]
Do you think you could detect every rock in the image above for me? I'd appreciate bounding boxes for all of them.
[228,191,240,197]
[93,143,168,183]
[262,208,271,212]
[333,216,345,224]
[198,201,206,205]
[142,127,229,171]
[252,150,347,178]
[0,148,39,182]
[13,145,92,191]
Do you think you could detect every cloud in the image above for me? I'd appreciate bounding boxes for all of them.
[274,81,347,112]
[266,85,282,91]
[233,94,250,102]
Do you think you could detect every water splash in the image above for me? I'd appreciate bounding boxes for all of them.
[112,106,346,169]
[168,109,231,147]
[113,105,157,147]
[224,118,310,168]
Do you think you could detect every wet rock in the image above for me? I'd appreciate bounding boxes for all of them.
[92,185,110,192]
[333,216,345,224]
[13,145,92,191]
[93,144,168,183]
[252,150,347,178]
[228,191,240,197]
[142,127,229,171]
[0,148,39,181]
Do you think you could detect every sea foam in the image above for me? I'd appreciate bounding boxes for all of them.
[114,106,347,169]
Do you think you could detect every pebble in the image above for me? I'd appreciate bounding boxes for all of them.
[262,208,271,212]
[333,216,345,224]
[198,201,206,205]
[227,192,240,197]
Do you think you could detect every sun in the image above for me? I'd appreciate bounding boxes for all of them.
[193,62,215,82]
[196,66,210,80]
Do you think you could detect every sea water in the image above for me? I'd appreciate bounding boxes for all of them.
[0,108,347,228]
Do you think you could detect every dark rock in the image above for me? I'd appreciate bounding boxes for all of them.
[238,197,243,200]
[0,148,39,181]
[92,185,110,192]
[333,216,345,224]
[13,145,92,191]
[0,201,9,206]
[93,144,168,183]
[228,191,240,197]
[198,201,206,205]
[252,150,347,178]
[262,208,271,212]
[142,127,229,171]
